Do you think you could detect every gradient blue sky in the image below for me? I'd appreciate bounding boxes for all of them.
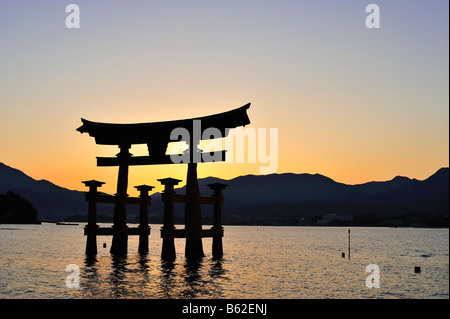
[0,1,448,195]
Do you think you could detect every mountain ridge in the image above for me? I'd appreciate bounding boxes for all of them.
[0,162,448,223]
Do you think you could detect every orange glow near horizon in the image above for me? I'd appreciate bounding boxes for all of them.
[2,95,449,197]
[0,2,448,198]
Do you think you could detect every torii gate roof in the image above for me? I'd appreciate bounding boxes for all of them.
[77,103,251,146]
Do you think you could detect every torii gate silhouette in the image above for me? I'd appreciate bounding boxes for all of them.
[77,103,251,259]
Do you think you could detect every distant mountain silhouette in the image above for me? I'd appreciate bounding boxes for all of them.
[189,172,418,207]
[0,162,448,224]
[175,168,448,224]
[0,162,87,220]
[363,167,449,215]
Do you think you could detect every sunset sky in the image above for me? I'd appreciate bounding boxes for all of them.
[1,1,448,196]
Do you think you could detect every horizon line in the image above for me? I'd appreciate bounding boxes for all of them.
[1,161,447,194]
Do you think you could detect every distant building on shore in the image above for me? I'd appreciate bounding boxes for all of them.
[316,213,353,226]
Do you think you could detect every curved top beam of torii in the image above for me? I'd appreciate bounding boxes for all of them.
[76,103,251,166]
[77,103,251,146]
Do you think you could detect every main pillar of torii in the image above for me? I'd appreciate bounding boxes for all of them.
[184,162,204,258]
[77,103,251,256]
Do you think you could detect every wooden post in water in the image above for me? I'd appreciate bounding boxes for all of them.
[83,180,105,255]
[110,144,132,255]
[348,229,351,260]
[135,184,154,254]
[159,178,181,260]
[184,162,204,259]
[207,183,228,259]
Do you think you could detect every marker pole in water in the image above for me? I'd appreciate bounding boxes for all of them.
[348,229,351,260]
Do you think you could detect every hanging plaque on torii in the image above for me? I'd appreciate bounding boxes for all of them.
[77,103,251,257]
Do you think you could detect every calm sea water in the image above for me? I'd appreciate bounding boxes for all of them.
[0,223,448,299]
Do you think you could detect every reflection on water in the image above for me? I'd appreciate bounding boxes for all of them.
[80,253,228,299]
[0,224,448,298]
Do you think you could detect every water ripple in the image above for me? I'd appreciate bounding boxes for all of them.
[0,224,448,298]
